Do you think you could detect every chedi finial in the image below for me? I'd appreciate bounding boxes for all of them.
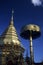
[10,9,14,25]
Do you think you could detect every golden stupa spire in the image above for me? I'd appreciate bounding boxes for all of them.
[10,9,14,25]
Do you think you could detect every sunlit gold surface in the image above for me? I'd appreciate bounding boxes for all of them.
[20,24,41,39]
[0,10,25,65]
[21,24,40,33]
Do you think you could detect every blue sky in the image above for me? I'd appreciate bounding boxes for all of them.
[0,0,43,63]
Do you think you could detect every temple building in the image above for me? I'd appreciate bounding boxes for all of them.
[0,11,26,65]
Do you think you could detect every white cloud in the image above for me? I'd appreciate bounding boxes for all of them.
[31,0,43,6]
